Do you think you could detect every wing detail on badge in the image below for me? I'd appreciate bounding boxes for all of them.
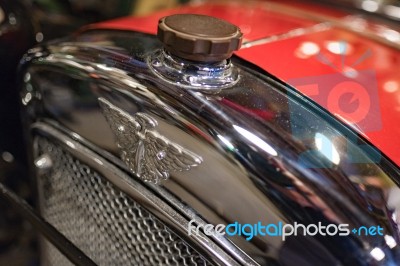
[98,98,203,183]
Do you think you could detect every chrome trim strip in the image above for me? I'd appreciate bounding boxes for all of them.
[214,0,400,51]
[32,122,258,266]
[262,1,400,50]
[242,23,331,49]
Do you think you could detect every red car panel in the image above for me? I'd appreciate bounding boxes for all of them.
[87,1,400,165]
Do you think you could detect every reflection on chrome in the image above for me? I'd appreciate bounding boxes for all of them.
[65,141,76,149]
[1,151,14,163]
[326,40,353,55]
[217,134,236,151]
[23,73,31,83]
[35,32,43,42]
[22,92,32,106]
[233,125,278,156]
[385,235,397,249]
[378,27,400,42]
[148,49,239,90]
[8,13,16,25]
[384,5,400,19]
[361,0,379,12]
[370,247,385,261]
[314,133,340,165]
[384,80,399,93]
[34,153,53,170]
[295,41,320,59]
[342,66,359,78]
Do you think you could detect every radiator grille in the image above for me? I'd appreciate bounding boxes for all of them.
[36,136,210,266]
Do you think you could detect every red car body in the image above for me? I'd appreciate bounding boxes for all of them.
[89,0,400,166]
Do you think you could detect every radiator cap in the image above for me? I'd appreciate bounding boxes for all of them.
[157,14,243,62]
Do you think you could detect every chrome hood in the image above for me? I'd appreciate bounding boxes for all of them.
[19,28,400,265]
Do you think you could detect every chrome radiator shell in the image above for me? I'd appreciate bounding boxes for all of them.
[19,29,400,265]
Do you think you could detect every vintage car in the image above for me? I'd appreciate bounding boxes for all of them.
[3,0,400,265]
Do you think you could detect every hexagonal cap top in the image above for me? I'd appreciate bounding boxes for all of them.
[157,14,243,62]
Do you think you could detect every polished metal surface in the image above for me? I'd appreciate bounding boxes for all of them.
[99,97,202,183]
[20,28,400,265]
[149,49,240,90]
[32,123,247,266]
[34,154,53,176]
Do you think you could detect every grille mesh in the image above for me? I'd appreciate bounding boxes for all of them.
[36,136,210,266]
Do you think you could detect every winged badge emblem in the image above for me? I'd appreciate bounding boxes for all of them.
[98,98,203,184]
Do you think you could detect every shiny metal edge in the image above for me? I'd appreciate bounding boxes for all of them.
[31,122,257,266]
[265,1,400,51]
[211,0,400,51]
[147,49,240,90]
